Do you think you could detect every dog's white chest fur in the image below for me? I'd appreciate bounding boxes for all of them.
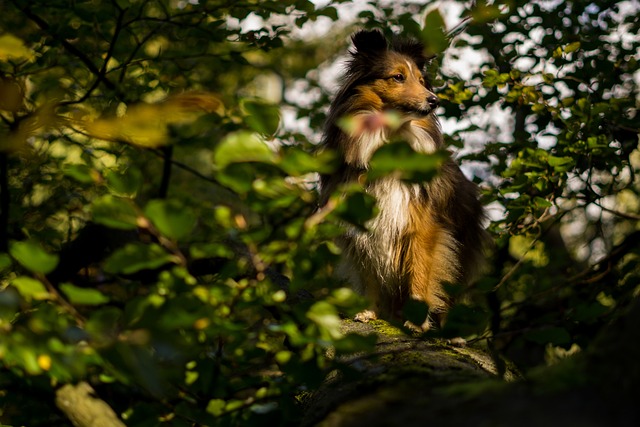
[342,121,439,287]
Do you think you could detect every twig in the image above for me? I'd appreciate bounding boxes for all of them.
[158,145,173,199]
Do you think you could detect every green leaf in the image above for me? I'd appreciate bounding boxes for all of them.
[11,276,50,301]
[85,307,122,342]
[421,9,448,54]
[104,243,177,275]
[91,195,139,230]
[213,131,275,170]
[105,167,143,197]
[547,156,574,171]
[63,164,96,184]
[0,253,12,271]
[144,199,196,240]
[333,189,376,230]
[60,283,110,305]
[564,41,581,53]
[368,142,448,182]
[306,301,342,340]
[189,242,234,260]
[240,98,281,136]
[206,399,227,417]
[278,146,336,176]
[9,241,59,275]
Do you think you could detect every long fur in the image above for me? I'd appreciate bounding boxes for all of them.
[319,30,488,328]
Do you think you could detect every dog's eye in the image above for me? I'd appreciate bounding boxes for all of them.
[391,73,405,82]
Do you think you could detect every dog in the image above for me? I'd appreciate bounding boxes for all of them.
[318,29,487,330]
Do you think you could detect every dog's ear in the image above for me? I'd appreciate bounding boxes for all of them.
[351,30,388,56]
[393,38,428,70]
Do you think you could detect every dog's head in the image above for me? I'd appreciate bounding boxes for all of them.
[344,30,439,117]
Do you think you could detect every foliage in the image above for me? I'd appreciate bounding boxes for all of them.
[0,0,638,425]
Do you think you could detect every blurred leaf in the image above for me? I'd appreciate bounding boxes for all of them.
[0,253,12,271]
[213,131,275,169]
[189,242,234,260]
[104,243,177,275]
[85,307,122,342]
[60,283,110,305]
[91,195,139,230]
[368,142,448,182]
[0,33,36,61]
[63,164,96,184]
[241,98,281,136]
[9,241,59,275]
[144,199,196,240]
[83,92,222,147]
[333,189,376,230]
[105,167,143,197]
[278,146,336,176]
[421,9,448,54]
[307,301,342,339]
[402,299,430,327]
[439,304,490,338]
[11,276,50,301]
[469,0,506,24]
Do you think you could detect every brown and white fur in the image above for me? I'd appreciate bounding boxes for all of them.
[319,30,487,330]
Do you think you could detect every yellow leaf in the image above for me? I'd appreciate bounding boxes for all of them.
[0,34,36,62]
[82,92,223,147]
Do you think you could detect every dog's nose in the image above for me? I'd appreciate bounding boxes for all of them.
[427,95,439,109]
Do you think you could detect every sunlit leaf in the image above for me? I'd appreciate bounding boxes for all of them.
[144,199,196,240]
[11,276,50,301]
[0,33,36,61]
[564,41,581,53]
[104,243,177,274]
[306,301,343,339]
[82,92,223,147]
[60,283,110,305]
[9,241,59,275]
[91,195,139,230]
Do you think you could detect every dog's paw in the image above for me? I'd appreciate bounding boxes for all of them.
[354,309,378,323]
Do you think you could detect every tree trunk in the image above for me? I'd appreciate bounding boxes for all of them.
[303,299,640,427]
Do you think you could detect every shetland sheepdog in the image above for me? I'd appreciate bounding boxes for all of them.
[319,29,487,330]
